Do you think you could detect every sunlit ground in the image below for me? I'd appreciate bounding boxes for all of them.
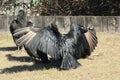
[0,32,120,80]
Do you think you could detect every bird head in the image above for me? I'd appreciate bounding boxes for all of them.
[17,10,26,21]
[71,24,81,35]
[70,24,87,40]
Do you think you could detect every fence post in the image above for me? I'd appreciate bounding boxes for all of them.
[100,16,103,32]
[84,16,86,27]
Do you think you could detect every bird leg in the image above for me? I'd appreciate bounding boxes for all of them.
[37,50,49,64]
[16,46,22,54]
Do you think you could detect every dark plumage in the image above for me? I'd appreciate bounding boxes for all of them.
[10,10,33,50]
[13,22,98,70]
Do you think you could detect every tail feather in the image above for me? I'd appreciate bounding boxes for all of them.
[60,54,80,70]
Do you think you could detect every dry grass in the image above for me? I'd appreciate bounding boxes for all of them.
[0,32,120,80]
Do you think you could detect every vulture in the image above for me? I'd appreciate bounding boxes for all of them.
[10,10,33,50]
[13,17,98,70]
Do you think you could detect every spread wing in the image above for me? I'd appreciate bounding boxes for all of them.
[84,28,98,52]
[74,25,98,58]
[13,26,60,59]
[80,27,98,58]
[60,24,98,59]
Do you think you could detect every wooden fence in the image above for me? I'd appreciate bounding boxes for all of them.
[0,15,120,32]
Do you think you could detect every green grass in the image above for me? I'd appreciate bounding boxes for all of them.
[0,32,120,80]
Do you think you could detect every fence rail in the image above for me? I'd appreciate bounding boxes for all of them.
[0,15,120,32]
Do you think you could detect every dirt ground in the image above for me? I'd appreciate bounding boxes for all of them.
[0,32,120,80]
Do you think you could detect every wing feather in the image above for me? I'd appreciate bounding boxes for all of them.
[84,29,98,52]
[14,27,60,59]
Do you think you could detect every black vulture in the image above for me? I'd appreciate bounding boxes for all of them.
[13,17,98,70]
[10,10,33,50]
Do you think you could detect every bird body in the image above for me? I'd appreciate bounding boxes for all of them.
[10,10,33,49]
[13,23,98,70]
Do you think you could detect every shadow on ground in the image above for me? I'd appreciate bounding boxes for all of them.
[0,54,61,74]
[6,54,34,62]
[0,46,17,51]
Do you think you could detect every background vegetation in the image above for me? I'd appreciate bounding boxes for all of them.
[0,0,120,16]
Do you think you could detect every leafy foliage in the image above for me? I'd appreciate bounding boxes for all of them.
[0,0,120,15]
